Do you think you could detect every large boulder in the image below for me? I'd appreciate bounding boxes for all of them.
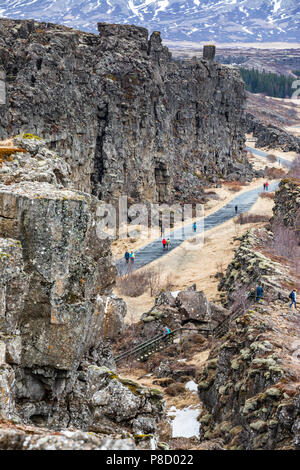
[176,290,211,323]
[0,182,122,370]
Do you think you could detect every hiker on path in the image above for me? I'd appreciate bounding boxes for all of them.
[263,183,266,191]
[166,238,171,250]
[265,181,269,191]
[235,205,238,215]
[129,251,135,264]
[256,285,264,302]
[124,250,130,264]
[193,222,197,232]
[163,326,171,337]
[162,238,167,251]
[289,290,297,309]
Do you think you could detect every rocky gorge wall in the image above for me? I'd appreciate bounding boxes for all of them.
[246,112,300,153]
[271,178,300,231]
[197,181,300,449]
[0,138,167,446]
[0,19,251,204]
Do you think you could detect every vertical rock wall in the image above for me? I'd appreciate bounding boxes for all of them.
[0,19,251,204]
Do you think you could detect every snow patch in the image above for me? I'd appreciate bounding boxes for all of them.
[168,406,200,438]
[171,291,180,298]
[185,380,198,392]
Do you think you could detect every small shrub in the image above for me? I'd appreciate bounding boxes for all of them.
[22,133,41,140]
[259,192,275,199]
[165,382,186,396]
[116,266,174,298]
[265,167,286,179]
[234,213,269,225]
[116,269,153,297]
[288,155,300,181]
[268,223,299,260]
[266,154,277,163]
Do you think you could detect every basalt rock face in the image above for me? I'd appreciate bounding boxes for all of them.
[198,226,300,450]
[271,178,300,231]
[198,305,300,449]
[140,286,230,338]
[0,140,142,437]
[246,113,300,153]
[218,228,294,308]
[0,19,251,204]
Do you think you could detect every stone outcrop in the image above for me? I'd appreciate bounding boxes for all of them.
[197,201,300,450]
[0,366,164,449]
[0,137,163,443]
[218,228,294,307]
[140,286,230,338]
[246,112,300,153]
[0,19,252,204]
[197,299,300,449]
[0,426,137,450]
[271,178,300,231]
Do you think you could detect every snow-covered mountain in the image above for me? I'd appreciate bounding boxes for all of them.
[0,0,299,43]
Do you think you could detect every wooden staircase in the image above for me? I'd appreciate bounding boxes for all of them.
[115,326,210,364]
[115,309,245,363]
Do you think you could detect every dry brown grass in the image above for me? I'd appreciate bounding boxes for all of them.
[0,147,27,165]
[116,267,175,298]
[234,212,270,225]
[228,185,242,193]
[265,167,286,179]
[165,382,186,396]
[259,191,275,199]
[222,181,248,193]
[168,437,201,450]
[288,155,300,181]
[267,153,277,163]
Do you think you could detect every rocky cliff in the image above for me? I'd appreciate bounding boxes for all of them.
[246,112,300,153]
[0,138,167,447]
[271,178,300,231]
[197,181,300,450]
[0,19,251,204]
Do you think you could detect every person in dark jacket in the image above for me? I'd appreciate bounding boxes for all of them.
[124,251,130,264]
[289,290,297,309]
[256,285,263,302]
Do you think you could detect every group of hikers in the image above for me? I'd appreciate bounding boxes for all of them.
[124,250,135,264]
[263,181,270,191]
[162,238,171,250]
[256,284,297,309]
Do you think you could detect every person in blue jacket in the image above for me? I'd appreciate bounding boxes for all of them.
[289,290,297,309]
[163,326,171,336]
[256,285,263,302]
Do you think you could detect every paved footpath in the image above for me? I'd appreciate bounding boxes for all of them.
[118,146,287,272]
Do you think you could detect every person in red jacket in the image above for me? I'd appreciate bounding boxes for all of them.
[265,181,269,191]
[162,238,167,250]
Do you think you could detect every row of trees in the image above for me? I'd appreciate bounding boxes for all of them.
[239,67,298,98]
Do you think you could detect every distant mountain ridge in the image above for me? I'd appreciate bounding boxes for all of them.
[0,0,299,43]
